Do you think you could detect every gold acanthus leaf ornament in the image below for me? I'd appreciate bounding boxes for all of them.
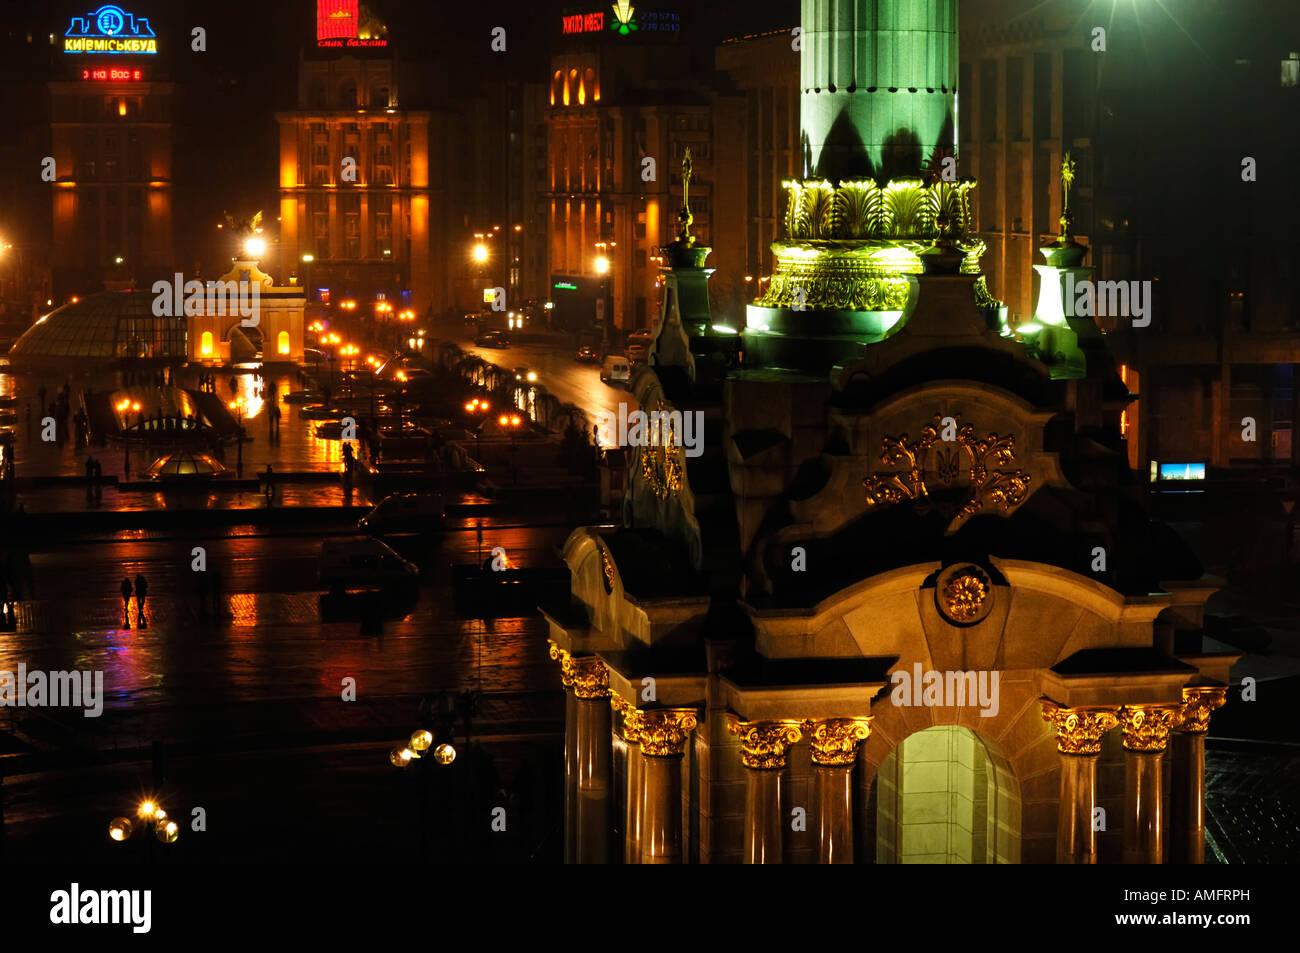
[1173,686,1228,734]
[725,715,804,769]
[1118,705,1179,752]
[1041,701,1119,755]
[805,718,873,766]
[637,708,698,757]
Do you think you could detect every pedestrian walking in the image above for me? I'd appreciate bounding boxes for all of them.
[120,577,133,628]
[134,573,148,626]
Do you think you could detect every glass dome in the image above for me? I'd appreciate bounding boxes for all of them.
[7,291,187,364]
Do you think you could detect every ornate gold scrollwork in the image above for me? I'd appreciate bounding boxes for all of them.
[610,693,644,744]
[805,718,872,766]
[725,714,803,769]
[637,708,698,757]
[1173,686,1228,734]
[637,399,684,500]
[599,545,615,594]
[1041,701,1119,755]
[862,413,1032,533]
[1118,705,1180,752]
[547,641,574,689]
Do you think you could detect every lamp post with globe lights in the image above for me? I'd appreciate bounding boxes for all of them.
[108,797,180,862]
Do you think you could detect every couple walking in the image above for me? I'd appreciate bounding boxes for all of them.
[120,573,148,628]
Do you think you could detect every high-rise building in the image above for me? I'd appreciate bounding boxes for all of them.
[48,3,174,297]
[545,6,703,340]
[275,4,434,313]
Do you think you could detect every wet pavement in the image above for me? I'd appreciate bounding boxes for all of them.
[0,519,574,862]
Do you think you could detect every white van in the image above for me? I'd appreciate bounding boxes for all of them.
[600,355,631,386]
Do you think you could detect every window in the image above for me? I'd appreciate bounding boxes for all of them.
[277,331,290,355]
[200,331,213,356]
[1284,53,1300,88]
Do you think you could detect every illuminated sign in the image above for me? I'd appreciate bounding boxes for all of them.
[64,5,157,54]
[610,2,637,35]
[1156,462,1206,481]
[483,288,497,303]
[316,0,387,48]
[561,5,679,36]
[82,67,144,81]
[553,282,578,291]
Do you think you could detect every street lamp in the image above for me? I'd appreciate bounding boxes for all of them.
[243,236,266,258]
[499,413,522,485]
[227,396,246,473]
[108,797,180,860]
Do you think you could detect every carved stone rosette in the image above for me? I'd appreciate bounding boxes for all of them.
[725,714,804,770]
[610,694,644,744]
[805,718,873,766]
[547,641,574,690]
[1118,705,1180,752]
[568,656,610,700]
[1040,701,1119,756]
[1173,687,1228,734]
[637,708,698,758]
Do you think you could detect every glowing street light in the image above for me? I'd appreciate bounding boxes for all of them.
[594,255,610,275]
[472,242,488,264]
[109,797,180,846]
[243,236,266,257]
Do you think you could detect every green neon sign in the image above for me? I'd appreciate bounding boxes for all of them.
[554,282,578,291]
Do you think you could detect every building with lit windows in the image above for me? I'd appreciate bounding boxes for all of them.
[546,6,706,340]
[275,22,435,313]
[47,4,174,297]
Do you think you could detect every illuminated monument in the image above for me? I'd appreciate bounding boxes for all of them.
[543,0,1235,864]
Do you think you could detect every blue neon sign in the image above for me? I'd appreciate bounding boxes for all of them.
[64,5,157,54]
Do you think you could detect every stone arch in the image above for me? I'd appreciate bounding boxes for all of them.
[872,723,1021,863]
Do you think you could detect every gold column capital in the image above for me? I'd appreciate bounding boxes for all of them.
[637,708,699,758]
[725,713,804,770]
[1040,700,1119,756]
[804,717,873,766]
[611,694,645,743]
[1173,686,1227,734]
[1118,704,1180,752]
[547,642,608,698]
[568,655,610,699]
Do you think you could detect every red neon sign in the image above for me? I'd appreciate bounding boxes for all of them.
[562,12,604,34]
[317,0,358,41]
[82,68,143,81]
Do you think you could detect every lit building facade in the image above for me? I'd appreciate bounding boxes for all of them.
[276,49,434,312]
[48,4,174,297]
[543,0,1234,865]
[545,7,707,339]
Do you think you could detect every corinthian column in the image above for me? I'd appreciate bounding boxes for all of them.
[806,717,873,864]
[1040,701,1119,864]
[568,656,611,865]
[548,642,577,863]
[725,715,804,864]
[610,693,645,864]
[636,708,698,864]
[1119,704,1180,864]
[1170,687,1227,864]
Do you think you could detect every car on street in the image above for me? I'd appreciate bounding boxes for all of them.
[358,492,446,535]
[513,366,538,384]
[475,329,510,348]
[600,355,631,386]
[575,345,598,363]
[319,537,420,595]
[626,330,654,364]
